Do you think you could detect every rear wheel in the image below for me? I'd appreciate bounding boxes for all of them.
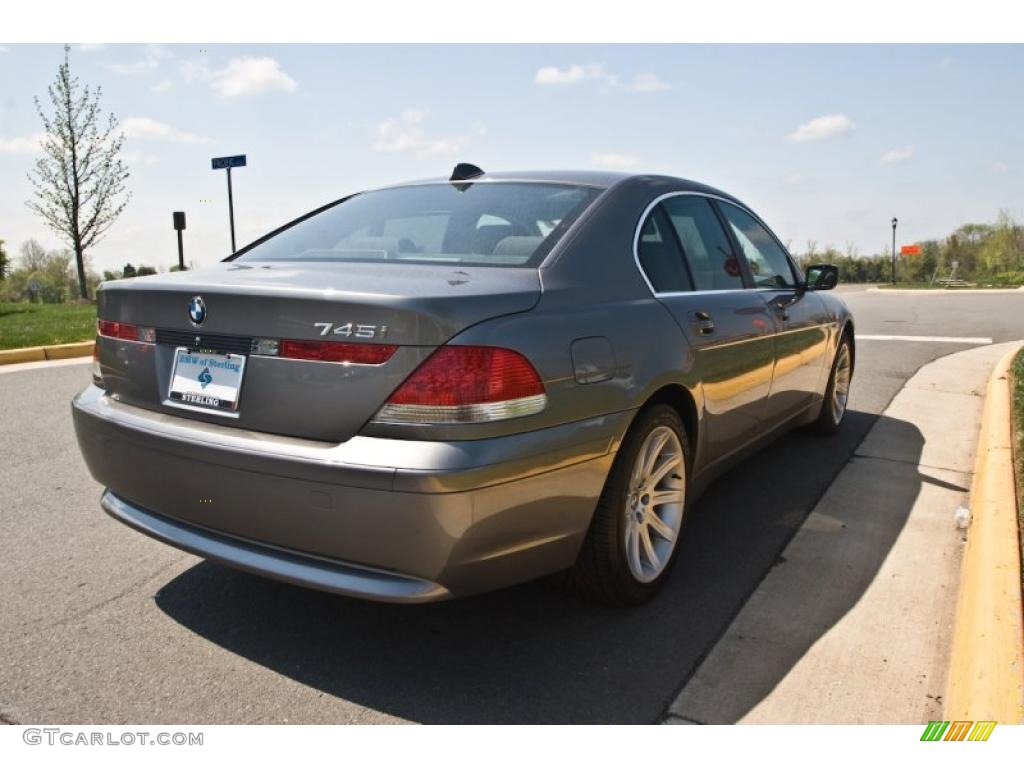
[812,333,853,435]
[564,404,690,605]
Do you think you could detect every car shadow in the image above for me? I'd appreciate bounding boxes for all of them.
[155,409,924,723]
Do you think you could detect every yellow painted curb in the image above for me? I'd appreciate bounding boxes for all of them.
[0,346,47,365]
[946,345,1024,723]
[0,341,93,366]
[43,341,95,360]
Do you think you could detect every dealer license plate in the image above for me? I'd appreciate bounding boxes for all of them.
[167,347,246,414]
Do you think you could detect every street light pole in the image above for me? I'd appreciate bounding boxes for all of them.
[891,217,898,285]
[226,166,236,253]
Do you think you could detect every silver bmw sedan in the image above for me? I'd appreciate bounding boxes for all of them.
[72,166,854,605]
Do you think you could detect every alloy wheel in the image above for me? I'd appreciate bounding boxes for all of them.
[832,342,852,424]
[623,425,686,583]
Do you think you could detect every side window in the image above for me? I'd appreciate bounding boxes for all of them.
[637,207,693,293]
[718,202,797,289]
[661,196,744,291]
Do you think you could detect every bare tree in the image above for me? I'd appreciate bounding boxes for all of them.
[26,45,130,300]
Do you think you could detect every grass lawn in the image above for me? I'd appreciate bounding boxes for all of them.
[0,302,97,350]
[1012,348,1024,588]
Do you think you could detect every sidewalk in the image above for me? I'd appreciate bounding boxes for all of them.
[666,340,1023,724]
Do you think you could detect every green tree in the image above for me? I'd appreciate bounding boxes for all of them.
[0,238,8,281]
[26,45,130,301]
[121,263,137,278]
[135,265,157,277]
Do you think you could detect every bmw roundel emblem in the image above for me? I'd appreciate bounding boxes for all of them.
[188,296,206,326]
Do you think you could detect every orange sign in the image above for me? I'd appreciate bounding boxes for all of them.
[900,244,922,255]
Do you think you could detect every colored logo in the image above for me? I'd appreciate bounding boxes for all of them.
[197,367,213,389]
[920,721,996,742]
[188,296,206,326]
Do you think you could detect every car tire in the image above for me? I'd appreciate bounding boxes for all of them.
[812,332,853,435]
[561,404,691,606]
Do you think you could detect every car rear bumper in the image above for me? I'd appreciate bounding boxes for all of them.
[72,385,630,601]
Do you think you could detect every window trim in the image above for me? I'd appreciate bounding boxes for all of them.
[632,191,800,297]
[633,191,752,297]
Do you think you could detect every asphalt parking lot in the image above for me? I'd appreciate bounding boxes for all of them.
[1,286,1022,724]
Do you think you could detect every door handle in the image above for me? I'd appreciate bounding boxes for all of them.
[692,310,715,335]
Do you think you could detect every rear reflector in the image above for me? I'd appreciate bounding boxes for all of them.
[373,346,547,424]
[97,319,153,342]
[279,339,397,365]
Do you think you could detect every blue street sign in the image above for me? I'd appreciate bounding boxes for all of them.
[211,155,247,170]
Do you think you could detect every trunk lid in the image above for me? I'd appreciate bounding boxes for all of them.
[96,261,540,442]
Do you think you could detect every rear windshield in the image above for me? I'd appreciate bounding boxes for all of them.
[235,182,601,268]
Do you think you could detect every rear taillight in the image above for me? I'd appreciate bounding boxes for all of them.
[97,319,138,341]
[373,346,547,424]
[96,320,155,343]
[279,339,397,365]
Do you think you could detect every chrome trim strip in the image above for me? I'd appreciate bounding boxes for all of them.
[631,191,800,299]
[101,491,450,603]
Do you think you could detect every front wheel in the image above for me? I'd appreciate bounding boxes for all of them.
[564,404,691,605]
[812,333,853,435]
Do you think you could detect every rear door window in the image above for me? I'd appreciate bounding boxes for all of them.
[661,196,744,291]
[636,207,693,293]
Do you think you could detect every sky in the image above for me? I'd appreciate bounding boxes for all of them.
[0,43,1022,273]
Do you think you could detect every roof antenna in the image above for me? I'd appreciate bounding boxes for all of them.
[450,162,484,192]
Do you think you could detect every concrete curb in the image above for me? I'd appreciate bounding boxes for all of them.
[946,346,1024,723]
[0,341,93,366]
[866,286,1024,295]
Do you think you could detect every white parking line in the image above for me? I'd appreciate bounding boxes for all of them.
[857,334,993,344]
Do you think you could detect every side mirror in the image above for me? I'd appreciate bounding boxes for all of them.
[804,264,839,291]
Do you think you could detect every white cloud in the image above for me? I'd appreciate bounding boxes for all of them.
[534,63,615,87]
[122,117,212,144]
[109,44,172,76]
[122,151,160,166]
[179,59,212,83]
[76,44,107,52]
[151,79,173,93]
[210,57,297,97]
[590,152,642,170]
[787,113,856,143]
[372,109,482,158]
[880,145,915,164]
[0,133,45,154]
[628,72,672,92]
[0,46,10,54]
[993,161,1010,174]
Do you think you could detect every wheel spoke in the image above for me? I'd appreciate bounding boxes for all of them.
[642,431,669,479]
[647,453,682,488]
[647,511,675,542]
[650,489,684,507]
[640,525,660,571]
